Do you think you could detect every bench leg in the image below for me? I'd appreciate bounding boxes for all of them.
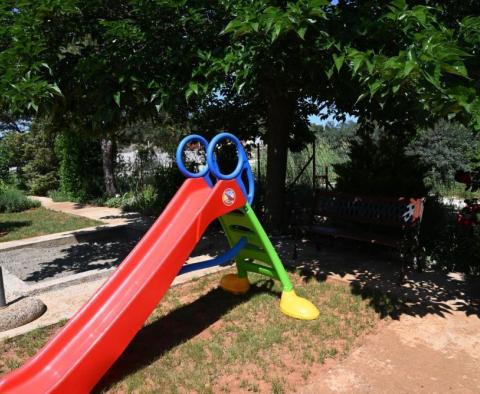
[398,254,408,285]
[398,237,412,284]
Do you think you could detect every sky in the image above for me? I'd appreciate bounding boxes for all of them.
[309,111,358,126]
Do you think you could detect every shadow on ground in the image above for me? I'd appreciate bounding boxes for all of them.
[0,221,32,237]
[6,229,229,283]
[23,236,139,282]
[281,238,480,320]
[94,281,275,392]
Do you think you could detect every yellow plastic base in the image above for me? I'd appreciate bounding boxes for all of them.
[220,273,251,295]
[280,290,319,320]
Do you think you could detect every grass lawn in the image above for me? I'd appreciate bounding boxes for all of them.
[0,270,394,393]
[0,207,102,242]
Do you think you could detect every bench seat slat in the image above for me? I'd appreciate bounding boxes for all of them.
[314,191,424,229]
[311,224,401,247]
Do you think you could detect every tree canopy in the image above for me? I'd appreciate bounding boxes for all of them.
[1,0,479,227]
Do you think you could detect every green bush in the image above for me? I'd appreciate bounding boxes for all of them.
[110,164,183,216]
[47,189,79,203]
[0,183,40,213]
[122,185,159,216]
[151,166,184,210]
[28,172,59,196]
[0,152,9,182]
[103,195,124,208]
[55,131,103,202]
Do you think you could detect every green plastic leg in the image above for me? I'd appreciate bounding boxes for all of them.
[219,204,293,291]
[218,204,319,320]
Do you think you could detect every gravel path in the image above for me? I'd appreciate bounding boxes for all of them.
[0,234,139,283]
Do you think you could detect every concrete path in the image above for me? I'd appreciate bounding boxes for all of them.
[31,196,141,226]
[0,260,231,340]
[1,197,149,251]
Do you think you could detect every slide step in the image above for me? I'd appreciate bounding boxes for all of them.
[223,213,251,227]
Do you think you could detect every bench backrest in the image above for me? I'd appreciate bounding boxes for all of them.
[314,191,424,228]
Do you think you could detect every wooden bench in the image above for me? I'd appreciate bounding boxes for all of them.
[311,191,425,279]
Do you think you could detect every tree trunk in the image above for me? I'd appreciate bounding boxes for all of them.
[264,91,295,232]
[101,137,118,197]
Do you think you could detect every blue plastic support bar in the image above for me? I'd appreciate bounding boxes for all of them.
[179,237,247,275]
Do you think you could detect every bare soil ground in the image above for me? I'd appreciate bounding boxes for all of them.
[290,239,480,394]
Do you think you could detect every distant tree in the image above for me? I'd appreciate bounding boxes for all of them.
[311,122,358,162]
[21,120,60,195]
[0,130,26,184]
[406,121,479,186]
[334,126,429,196]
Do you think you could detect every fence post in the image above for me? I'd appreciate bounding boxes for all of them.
[0,266,6,308]
[312,139,316,189]
[257,143,261,180]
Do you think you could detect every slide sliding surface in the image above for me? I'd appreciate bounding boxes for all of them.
[0,177,246,394]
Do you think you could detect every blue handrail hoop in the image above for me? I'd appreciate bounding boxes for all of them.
[175,132,255,205]
[175,134,210,178]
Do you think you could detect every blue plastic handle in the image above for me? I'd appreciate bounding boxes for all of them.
[206,132,254,205]
[176,132,255,205]
[175,134,210,178]
[206,133,245,180]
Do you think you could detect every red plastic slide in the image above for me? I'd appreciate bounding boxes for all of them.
[0,177,246,393]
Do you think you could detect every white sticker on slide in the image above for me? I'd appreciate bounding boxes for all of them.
[222,188,236,206]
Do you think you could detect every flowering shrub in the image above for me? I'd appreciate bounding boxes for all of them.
[457,200,480,228]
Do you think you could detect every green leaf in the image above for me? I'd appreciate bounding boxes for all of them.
[391,0,407,9]
[442,63,469,79]
[28,101,39,112]
[114,91,121,107]
[355,92,369,104]
[271,23,282,42]
[401,61,416,78]
[333,53,345,72]
[368,80,382,96]
[352,55,364,73]
[51,83,62,95]
[325,66,334,79]
[222,20,240,35]
[296,27,307,40]
[190,82,199,95]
